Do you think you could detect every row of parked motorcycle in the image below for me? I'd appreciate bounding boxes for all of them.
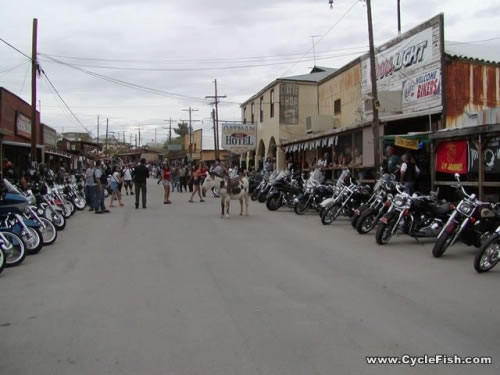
[249,168,500,273]
[0,173,87,274]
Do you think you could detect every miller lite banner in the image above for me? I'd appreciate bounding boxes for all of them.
[436,140,467,174]
[361,14,443,118]
[221,123,256,154]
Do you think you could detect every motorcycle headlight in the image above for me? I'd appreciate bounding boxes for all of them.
[393,195,405,207]
[457,202,473,215]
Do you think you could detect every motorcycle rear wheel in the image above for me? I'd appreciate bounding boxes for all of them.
[251,190,259,201]
[474,234,500,273]
[45,208,66,231]
[73,196,86,210]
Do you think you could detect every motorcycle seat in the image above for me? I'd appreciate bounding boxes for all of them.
[431,202,452,216]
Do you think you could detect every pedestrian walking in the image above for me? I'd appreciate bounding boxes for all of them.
[188,163,204,203]
[200,163,208,197]
[85,161,96,211]
[171,166,180,192]
[161,164,172,204]
[179,164,188,192]
[122,164,133,195]
[133,158,149,209]
[94,160,110,214]
[109,165,124,208]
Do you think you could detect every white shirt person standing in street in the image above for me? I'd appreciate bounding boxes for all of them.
[122,164,134,195]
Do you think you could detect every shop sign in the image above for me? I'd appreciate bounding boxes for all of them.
[279,83,299,125]
[16,112,31,139]
[394,136,419,150]
[402,69,441,104]
[436,140,467,174]
[43,125,57,147]
[221,123,256,154]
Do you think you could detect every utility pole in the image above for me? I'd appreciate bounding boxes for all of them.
[138,127,141,148]
[135,134,137,148]
[182,107,199,160]
[211,109,218,159]
[397,0,401,34]
[328,0,380,169]
[155,128,157,146]
[105,118,109,157]
[163,118,174,143]
[31,18,38,164]
[97,115,100,146]
[366,0,381,170]
[206,79,226,158]
[310,35,321,67]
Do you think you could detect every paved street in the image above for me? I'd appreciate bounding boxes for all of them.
[1,179,499,375]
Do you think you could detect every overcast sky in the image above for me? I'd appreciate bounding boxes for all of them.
[1,0,499,144]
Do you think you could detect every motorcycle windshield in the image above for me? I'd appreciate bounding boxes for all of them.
[3,179,23,196]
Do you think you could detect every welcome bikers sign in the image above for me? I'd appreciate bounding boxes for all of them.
[221,123,257,154]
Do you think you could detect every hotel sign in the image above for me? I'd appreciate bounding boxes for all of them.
[221,123,256,154]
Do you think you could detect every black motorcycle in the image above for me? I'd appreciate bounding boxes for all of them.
[432,173,500,258]
[320,181,371,225]
[294,170,332,215]
[266,171,303,211]
[474,225,500,273]
[376,186,453,245]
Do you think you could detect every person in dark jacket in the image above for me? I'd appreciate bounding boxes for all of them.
[400,153,420,195]
[133,158,150,209]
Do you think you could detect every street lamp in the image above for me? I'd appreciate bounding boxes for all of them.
[328,0,380,170]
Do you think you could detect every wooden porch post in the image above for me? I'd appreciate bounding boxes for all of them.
[478,135,484,200]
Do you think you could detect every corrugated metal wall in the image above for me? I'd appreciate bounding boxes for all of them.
[445,60,500,128]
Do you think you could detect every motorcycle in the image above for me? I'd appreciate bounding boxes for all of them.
[294,169,332,215]
[1,179,44,255]
[474,226,500,273]
[376,186,453,245]
[320,179,371,225]
[355,174,396,234]
[266,171,303,211]
[432,173,500,258]
[31,181,67,231]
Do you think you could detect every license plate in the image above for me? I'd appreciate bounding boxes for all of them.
[380,217,388,224]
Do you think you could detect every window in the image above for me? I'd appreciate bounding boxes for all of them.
[251,102,255,124]
[270,89,275,118]
[334,99,341,115]
[260,96,264,122]
[243,107,247,124]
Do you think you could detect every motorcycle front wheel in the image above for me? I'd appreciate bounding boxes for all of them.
[356,210,378,234]
[0,248,5,274]
[432,230,454,258]
[39,218,58,245]
[21,227,43,255]
[45,208,66,231]
[251,189,260,201]
[266,194,282,211]
[73,196,86,210]
[1,231,26,267]
[294,199,309,215]
[474,234,500,273]
[375,221,397,245]
[321,204,341,225]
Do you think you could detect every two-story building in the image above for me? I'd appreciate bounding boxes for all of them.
[240,66,337,170]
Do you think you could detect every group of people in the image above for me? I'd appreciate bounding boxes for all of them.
[84,158,150,213]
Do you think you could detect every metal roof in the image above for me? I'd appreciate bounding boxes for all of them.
[281,66,338,83]
[445,40,500,64]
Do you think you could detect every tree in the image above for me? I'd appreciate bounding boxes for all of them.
[174,122,189,138]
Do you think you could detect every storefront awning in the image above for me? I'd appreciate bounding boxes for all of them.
[429,123,500,140]
[45,149,72,159]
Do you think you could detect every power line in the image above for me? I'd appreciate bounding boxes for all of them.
[40,69,92,134]
[0,37,32,60]
[40,54,215,104]
[38,50,367,72]
[38,45,370,64]
[280,0,360,77]
[0,61,30,75]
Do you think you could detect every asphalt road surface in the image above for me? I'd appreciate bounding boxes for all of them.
[1,180,499,375]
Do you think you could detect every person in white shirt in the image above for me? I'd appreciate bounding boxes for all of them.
[122,164,133,195]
